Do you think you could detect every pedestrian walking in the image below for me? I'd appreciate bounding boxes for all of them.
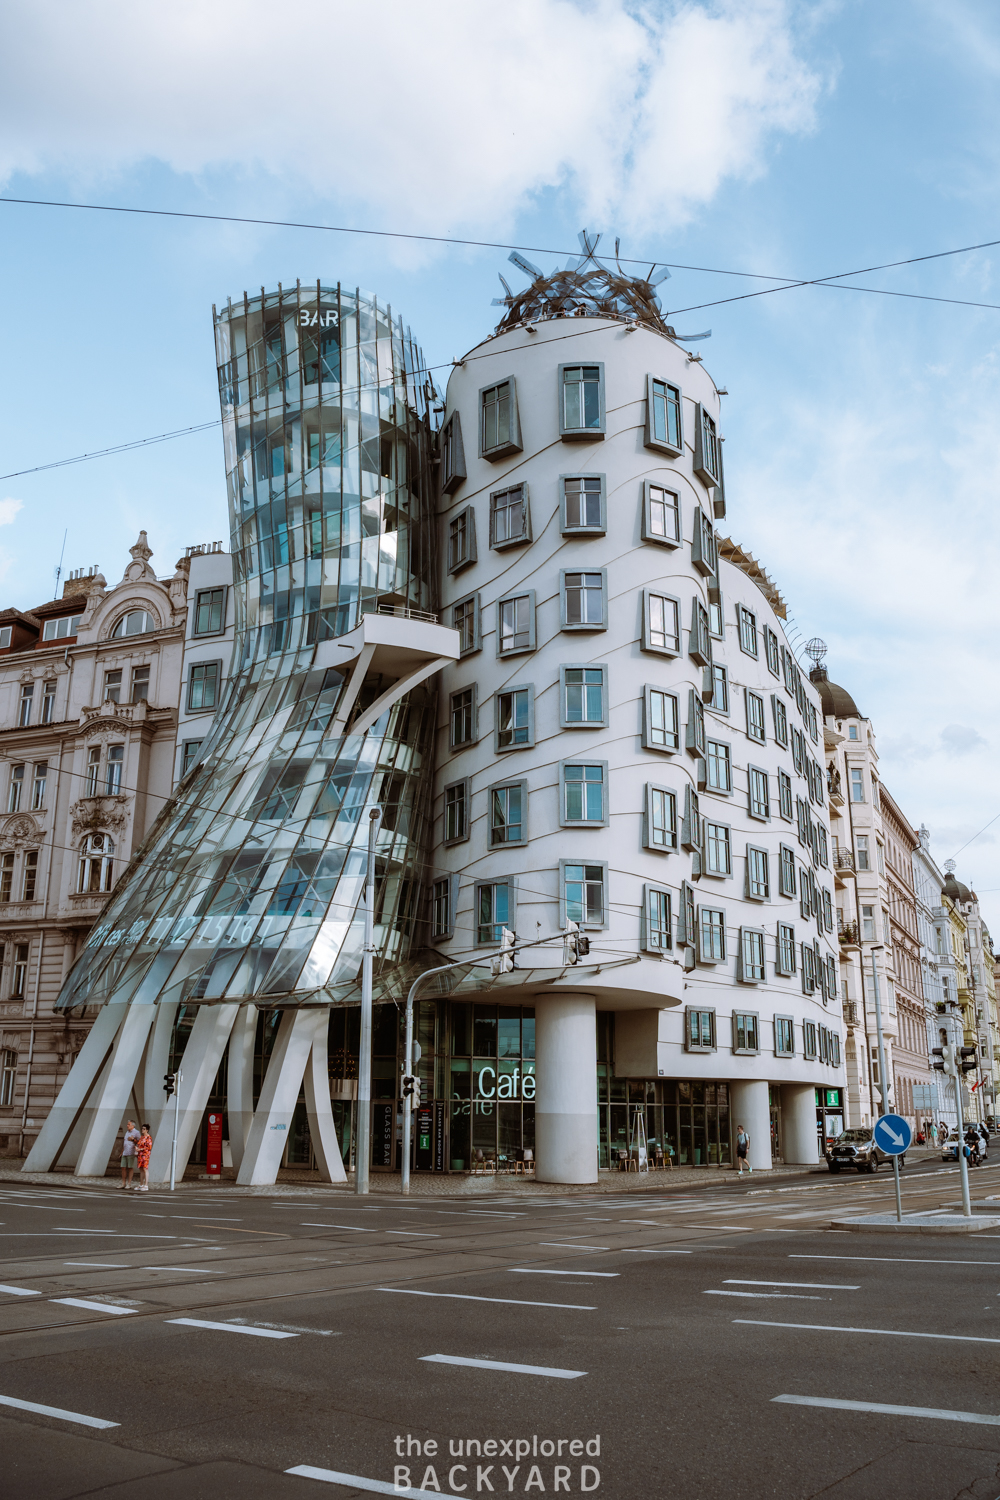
[119,1120,140,1189]
[134,1124,153,1192]
[736,1124,751,1176]
[928,1122,937,1146]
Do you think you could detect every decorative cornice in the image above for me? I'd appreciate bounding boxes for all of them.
[0,814,43,850]
[70,795,129,838]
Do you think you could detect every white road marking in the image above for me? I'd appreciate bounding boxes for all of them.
[166,1318,297,1338]
[725,1280,860,1290]
[792,1254,1000,1267]
[63,1263,129,1268]
[167,1216,243,1222]
[420,1353,586,1379]
[287,1464,461,1494]
[50,1298,135,1315]
[537,1242,609,1250]
[227,1318,337,1336]
[0,1393,119,1429]
[300,1223,377,1231]
[376,1288,594,1310]
[621,1248,693,1254]
[142,1266,221,1274]
[0,1284,41,1296]
[772,1393,1000,1426]
[508,1268,619,1277]
[55,1231,179,1238]
[385,1230,441,1237]
[706,1290,823,1300]
[0,1204,84,1212]
[734,1319,1000,1344]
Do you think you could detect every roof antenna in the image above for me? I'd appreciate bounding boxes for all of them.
[54,529,68,595]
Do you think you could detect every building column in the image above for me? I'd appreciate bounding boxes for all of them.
[147,1003,240,1185]
[236,1010,319,1186]
[729,1079,772,1171]
[780,1083,819,1165]
[534,993,598,1185]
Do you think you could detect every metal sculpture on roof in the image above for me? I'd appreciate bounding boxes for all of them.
[491,229,710,342]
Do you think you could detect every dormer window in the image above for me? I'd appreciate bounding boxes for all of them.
[111,610,156,639]
[42,614,82,641]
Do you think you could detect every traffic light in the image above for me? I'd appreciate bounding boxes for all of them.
[491,927,516,977]
[163,1072,176,1097]
[411,1076,422,1110]
[931,1046,947,1073]
[960,1045,978,1074]
[402,1075,415,1098]
[565,923,591,965]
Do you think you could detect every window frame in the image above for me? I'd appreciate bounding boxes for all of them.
[489,483,531,551]
[748,764,770,822]
[180,739,203,778]
[685,1005,716,1052]
[771,694,788,747]
[776,922,797,977]
[693,402,722,487]
[560,664,608,730]
[641,588,681,658]
[443,777,471,847]
[778,844,797,898]
[738,928,766,984]
[186,660,222,714]
[732,1010,760,1054]
[803,1019,818,1060]
[746,845,770,902]
[711,663,729,715]
[452,591,482,657]
[691,507,718,578]
[642,684,680,754]
[495,683,535,753]
[774,1015,795,1057]
[475,878,518,946]
[30,763,46,810]
[778,769,793,822]
[698,905,727,964]
[560,473,607,535]
[489,778,529,847]
[850,767,865,802]
[560,568,608,632]
[449,684,479,752]
[559,859,609,931]
[641,480,681,548]
[644,374,683,456]
[642,782,677,853]
[643,883,673,954]
[704,819,732,878]
[496,589,536,658]
[193,586,227,638]
[559,759,610,828]
[110,609,156,641]
[440,409,467,494]
[432,874,459,939]
[745,690,766,745]
[447,505,478,574]
[764,627,780,678]
[706,737,732,794]
[737,604,758,659]
[558,362,606,441]
[479,377,522,461]
[688,597,712,667]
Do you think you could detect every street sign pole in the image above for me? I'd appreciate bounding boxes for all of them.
[870,950,902,1223]
[169,1069,181,1193]
[953,1050,972,1218]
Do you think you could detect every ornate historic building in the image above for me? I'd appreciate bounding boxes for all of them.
[0,535,188,1156]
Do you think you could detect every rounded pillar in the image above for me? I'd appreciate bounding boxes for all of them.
[534,993,598,1184]
[780,1082,819,1165]
[729,1080,772,1171]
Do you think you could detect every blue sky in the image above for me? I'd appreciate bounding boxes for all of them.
[3,0,1000,923]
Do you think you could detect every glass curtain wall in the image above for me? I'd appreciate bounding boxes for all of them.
[55,285,439,1018]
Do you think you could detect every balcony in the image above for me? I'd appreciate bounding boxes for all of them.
[828,769,844,807]
[839,919,860,950]
[843,999,860,1026]
[833,849,856,887]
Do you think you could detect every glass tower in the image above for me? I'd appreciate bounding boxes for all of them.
[56,284,440,1017]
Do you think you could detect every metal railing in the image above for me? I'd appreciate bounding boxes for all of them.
[833,849,856,873]
[839,920,860,947]
[362,603,439,625]
[843,1000,860,1026]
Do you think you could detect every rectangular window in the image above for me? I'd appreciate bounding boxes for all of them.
[103,669,122,704]
[30,762,46,811]
[709,596,724,639]
[448,507,477,572]
[21,851,37,902]
[678,880,697,950]
[450,687,477,749]
[563,862,606,927]
[688,598,712,666]
[481,380,519,458]
[194,587,225,635]
[737,605,758,658]
[453,593,480,655]
[856,835,870,871]
[131,665,150,703]
[0,1049,15,1107]
[562,571,605,629]
[817,825,829,868]
[862,904,876,942]
[560,364,604,437]
[686,1007,715,1051]
[777,923,797,976]
[699,906,726,963]
[477,881,512,944]
[563,666,606,727]
[691,508,717,577]
[643,685,679,753]
[747,846,770,900]
[823,888,834,932]
[0,853,12,903]
[764,627,780,677]
[779,844,797,898]
[11,944,28,997]
[643,591,680,655]
[686,690,706,756]
[778,769,793,822]
[563,763,606,825]
[745,691,766,745]
[490,782,525,845]
[739,929,766,983]
[432,878,453,939]
[498,593,534,655]
[105,744,124,795]
[496,687,533,750]
[188,662,220,712]
[693,404,722,486]
[775,1016,794,1056]
[705,821,732,877]
[85,747,100,797]
[7,765,23,813]
[441,410,467,494]
[711,664,729,714]
[642,482,681,546]
[850,767,864,802]
[181,739,202,777]
[0,627,9,649]
[749,766,770,821]
[644,783,677,851]
[41,615,81,642]
[490,485,529,548]
[801,942,817,995]
[646,376,682,454]
[772,695,788,746]
[733,1011,760,1053]
[707,739,732,793]
[42,681,56,724]
[18,684,33,727]
[803,1020,817,1060]
[645,885,673,952]
[444,779,469,844]
[562,475,605,532]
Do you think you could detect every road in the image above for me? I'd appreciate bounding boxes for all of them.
[2,1157,1000,1499]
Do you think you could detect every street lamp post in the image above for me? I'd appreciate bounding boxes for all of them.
[355,806,382,1196]
[869,947,902,1224]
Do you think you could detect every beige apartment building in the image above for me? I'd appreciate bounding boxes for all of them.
[880,786,931,1128]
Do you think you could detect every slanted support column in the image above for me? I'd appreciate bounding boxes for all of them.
[236,1009,320,1186]
[303,1011,346,1184]
[23,1003,127,1173]
[729,1080,773,1172]
[780,1082,820,1166]
[534,993,598,1185]
[147,1004,240,1184]
[74,1005,159,1178]
[227,1004,259,1173]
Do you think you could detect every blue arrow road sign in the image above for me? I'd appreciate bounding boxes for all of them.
[873,1114,912,1155]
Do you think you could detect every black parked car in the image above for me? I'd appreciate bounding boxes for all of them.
[826,1127,905,1173]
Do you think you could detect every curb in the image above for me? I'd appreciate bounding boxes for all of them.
[831,1215,1000,1234]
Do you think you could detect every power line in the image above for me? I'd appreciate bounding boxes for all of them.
[0,420,222,481]
[950,811,1000,862]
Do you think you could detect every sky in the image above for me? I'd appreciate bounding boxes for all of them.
[2,0,1000,923]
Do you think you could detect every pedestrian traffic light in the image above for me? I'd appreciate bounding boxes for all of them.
[163,1072,176,1097]
[411,1077,422,1110]
[960,1046,978,1074]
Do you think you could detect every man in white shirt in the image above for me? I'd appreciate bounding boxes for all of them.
[119,1120,140,1189]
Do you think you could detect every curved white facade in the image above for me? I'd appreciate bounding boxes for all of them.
[431,312,845,1180]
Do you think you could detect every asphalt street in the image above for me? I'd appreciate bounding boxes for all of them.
[2,1159,1000,1500]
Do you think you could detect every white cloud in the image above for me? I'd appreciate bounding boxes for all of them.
[0,0,821,237]
[0,499,24,526]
